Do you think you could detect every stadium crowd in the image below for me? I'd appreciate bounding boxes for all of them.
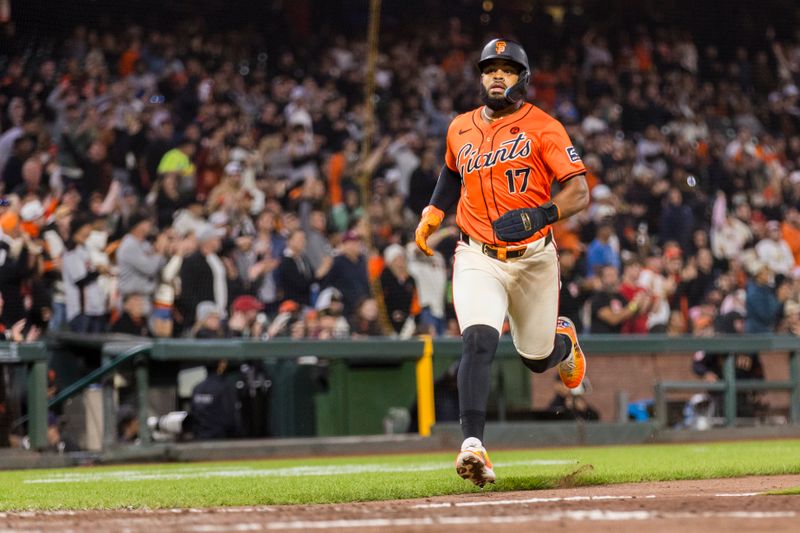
[3,8,800,347]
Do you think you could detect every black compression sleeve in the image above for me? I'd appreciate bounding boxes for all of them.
[429,165,461,213]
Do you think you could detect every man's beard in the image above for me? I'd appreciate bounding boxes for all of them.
[480,85,510,111]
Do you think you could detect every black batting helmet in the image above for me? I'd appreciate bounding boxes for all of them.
[477,38,530,104]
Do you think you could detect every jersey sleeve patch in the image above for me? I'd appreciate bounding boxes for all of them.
[566,146,581,163]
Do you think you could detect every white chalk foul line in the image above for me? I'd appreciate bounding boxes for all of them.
[21,459,576,484]
[413,494,639,509]
[185,510,798,531]
[0,491,764,519]
[0,529,79,533]
[412,491,767,509]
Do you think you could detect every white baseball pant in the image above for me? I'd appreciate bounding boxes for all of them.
[452,234,559,358]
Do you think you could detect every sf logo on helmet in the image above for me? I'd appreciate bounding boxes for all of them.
[495,41,506,54]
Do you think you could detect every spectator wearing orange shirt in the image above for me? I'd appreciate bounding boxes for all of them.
[781,207,800,266]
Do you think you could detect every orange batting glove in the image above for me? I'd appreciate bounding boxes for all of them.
[415,205,445,256]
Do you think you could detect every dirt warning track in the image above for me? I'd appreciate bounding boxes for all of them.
[2,475,799,532]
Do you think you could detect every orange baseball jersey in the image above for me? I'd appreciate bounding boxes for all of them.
[445,102,586,245]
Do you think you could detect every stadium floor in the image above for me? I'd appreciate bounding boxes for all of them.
[1,474,798,532]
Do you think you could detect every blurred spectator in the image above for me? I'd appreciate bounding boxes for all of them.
[585,220,621,277]
[0,292,40,341]
[266,299,302,338]
[110,292,151,337]
[677,248,717,309]
[2,136,34,193]
[41,206,71,331]
[557,247,591,333]
[189,360,242,440]
[693,311,766,416]
[207,161,244,214]
[548,377,599,421]
[379,244,417,336]
[246,211,284,313]
[299,195,333,273]
[590,265,648,333]
[275,229,331,307]
[324,230,370,316]
[406,148,438,217]
[154,173,188,229]
[745,262,790,333]
[227,294,266,338]
[711,193,752,264]
[141,114,174,192]
[781,208,800,266]
[284,124,318,186]
[157,136,196,195]
[406,241,447,336]
[586,184,616,223]
[755,221,794,277]
[0,122,30,182]
[638,254,675,333]
[13,157,47,198]
[176,226,225,332]
[116,213,167,304]
[62,215,108,333]
[192,301,225,338]
[618,259,651,334]
[350,297,385,337]
[314,287,350,339]
[117,404,140,443]
[659,187,694,251]
[666,310,689,336]
[0,210,34,328]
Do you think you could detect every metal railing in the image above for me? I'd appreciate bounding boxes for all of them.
[7,334,800,450]
[1,342,48,449]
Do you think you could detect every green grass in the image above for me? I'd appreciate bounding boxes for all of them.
[1,439,799,510]
[769,487,800,495]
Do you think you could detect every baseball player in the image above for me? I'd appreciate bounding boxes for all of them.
[415,38,590,487]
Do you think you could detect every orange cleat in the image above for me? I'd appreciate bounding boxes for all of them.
[556,316,587,389]
[455,437,496,488]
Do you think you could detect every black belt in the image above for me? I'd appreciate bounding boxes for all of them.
[460,231,552,261]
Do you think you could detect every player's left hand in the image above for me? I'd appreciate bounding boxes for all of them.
[493,203,559,242]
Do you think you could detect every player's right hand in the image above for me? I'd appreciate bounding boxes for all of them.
[415,205,444,256]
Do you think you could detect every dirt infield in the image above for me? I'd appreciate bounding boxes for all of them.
[2,475,799,532]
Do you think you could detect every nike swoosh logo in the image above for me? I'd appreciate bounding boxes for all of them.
[459,128,472,135]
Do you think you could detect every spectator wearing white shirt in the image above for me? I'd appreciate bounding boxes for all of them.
[755,220,795,277]
[62,216,108,333]
[710,193,753,263]
[406,241,447,336]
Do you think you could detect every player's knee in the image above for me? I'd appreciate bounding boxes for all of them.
[517,334,566,373]
[516,344,552,361]
[512,333,556,363]
[518,353,550,373]
[517,344,551,373]
[462,324,500,362]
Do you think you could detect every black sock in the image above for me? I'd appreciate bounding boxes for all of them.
[457,325,499,441]
[460,410,487,442]
[519,333,572,373]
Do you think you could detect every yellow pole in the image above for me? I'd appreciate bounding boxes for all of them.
[416,335,436,436]
[358,0,382,246]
